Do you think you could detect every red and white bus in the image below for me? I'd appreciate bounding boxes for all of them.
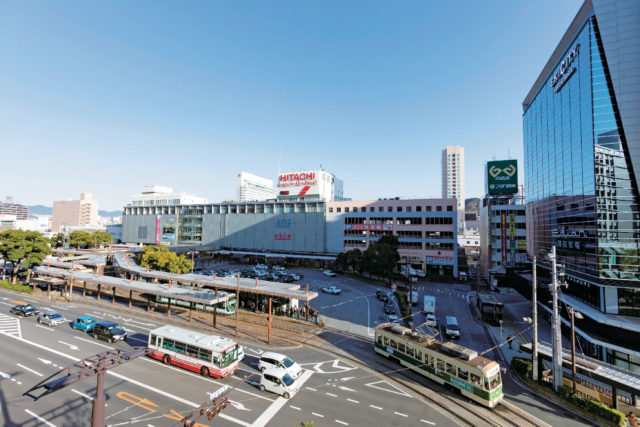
[148,325,241,378]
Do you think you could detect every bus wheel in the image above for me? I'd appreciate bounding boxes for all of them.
[200,366,210,377]
[163,355,171,365]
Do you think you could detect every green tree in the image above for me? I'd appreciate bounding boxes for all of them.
[346,249,362,273]
[0,230,52,284]
[138,245,192,274]
[50,232,65,248]
[69,231,92,248]
[91,231,114,248]
[335,252,348,271]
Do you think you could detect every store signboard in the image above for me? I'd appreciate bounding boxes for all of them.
[487,160,518,194]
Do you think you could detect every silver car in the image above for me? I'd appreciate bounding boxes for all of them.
[37,311,66,327]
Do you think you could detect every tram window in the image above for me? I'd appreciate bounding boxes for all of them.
[398,343,406,353]
[470,373,481,387]
[390,339,397,350]
[446,363,456,375]
[428,356,435,368]
[436,359,445,371]
[415,350,422,361]
[407,345,413,358]
[377,335,382,345]
[458,368,469,381]
[384,336,390,346]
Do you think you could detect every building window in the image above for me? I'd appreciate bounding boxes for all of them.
[337,208,342,213]
[436,206,442,212]
[397,207,402,212]
[406,206,412,212]
[426,206,432,212]
[447,205,453,212]
[378,206,384,212]
[369,207,375,212]
[345,207,350,213]
[416,206,422,212]
[329,207,333,213]
[387,207,393,212]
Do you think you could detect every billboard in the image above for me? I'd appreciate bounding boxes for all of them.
[487,160,518,194]
[277,171,319,196]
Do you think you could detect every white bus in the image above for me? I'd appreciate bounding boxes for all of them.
[148,325,241,378]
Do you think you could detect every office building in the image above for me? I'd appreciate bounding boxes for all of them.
[523,0,640,369]
[130,185,208,207]
[236,172,277,202]
[442,146,465,231]
[0,197,29,220]
[51,193,99,233]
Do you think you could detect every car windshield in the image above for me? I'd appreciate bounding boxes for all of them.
[282,357,294,368]
[282,374,294,386]
[109,326,125,335]
[448,324,459,331]
[51,314,63,319]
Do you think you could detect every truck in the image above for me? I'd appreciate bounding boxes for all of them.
[424,295,436,327]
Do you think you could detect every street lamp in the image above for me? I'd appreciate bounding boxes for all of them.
[568,306,583,395]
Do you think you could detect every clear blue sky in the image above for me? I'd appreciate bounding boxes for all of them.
[0,1,583,210]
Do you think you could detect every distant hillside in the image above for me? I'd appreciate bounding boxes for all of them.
[27,205,122,218]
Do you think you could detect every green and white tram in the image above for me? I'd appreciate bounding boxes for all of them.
[156,294,236,315]
[374,323,503,408]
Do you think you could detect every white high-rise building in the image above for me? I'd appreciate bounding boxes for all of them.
[51,193,99,232]
[236,172,278,202]
[442,146,465,231]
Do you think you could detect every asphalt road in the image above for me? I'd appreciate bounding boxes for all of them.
[0,288,455,427]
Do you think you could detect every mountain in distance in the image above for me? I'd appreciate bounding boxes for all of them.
[26,205,122,218]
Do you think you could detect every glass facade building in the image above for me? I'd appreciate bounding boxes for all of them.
[523,0,640,369]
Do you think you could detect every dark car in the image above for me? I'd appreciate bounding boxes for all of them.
[92,321,127,343]
[383,302,395,315]
[10,304,39,317]
[376,290,389,302]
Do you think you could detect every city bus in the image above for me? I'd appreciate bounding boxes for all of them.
[374,323,503,408]
[155,293,236,315]
[148,325,241,378]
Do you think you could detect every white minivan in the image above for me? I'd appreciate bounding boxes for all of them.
[258,352,303,379]
[445,316,460,339]
[260,367,299,399]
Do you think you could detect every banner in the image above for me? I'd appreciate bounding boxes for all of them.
[501,213,507,266]
[345,224,392,231]
[487,160,518,194]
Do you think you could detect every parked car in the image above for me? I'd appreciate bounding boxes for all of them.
[387,314,399,324]
[426,313,437,327]
[384,302,396,315]
[92,321,127,343]
[258,352,303,379]
[74,316,98,332]
[322,270,336,277]
[260,367,300,399]
[10,304,39,317]
[321,286,342,295]
[37,311,66,327]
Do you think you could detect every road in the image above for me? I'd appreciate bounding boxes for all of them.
[0,288,454,427]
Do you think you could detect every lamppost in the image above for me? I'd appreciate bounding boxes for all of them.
[187,251,196,273]
[568,306,583,394]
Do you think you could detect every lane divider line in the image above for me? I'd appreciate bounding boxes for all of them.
[17,363,43,377]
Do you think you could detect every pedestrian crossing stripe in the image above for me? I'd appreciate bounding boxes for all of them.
[0,314,21,338]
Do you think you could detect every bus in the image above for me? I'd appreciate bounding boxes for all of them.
[148,325,241,378]
[155,294,236,315]
[374,323,503,408]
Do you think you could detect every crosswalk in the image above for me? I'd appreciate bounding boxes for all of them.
[0,313,22,338]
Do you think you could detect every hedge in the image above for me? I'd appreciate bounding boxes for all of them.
[0,279,33,294]
[511,357,533,378]
[558,386,626,426]
[394,291,412,322]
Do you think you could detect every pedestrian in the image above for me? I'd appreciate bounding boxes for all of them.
[507,335,514,349]
[629,412,638,427]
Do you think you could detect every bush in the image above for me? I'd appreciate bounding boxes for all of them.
[511,357,533,378]
[558,386,626,426]
[394,291,411,321]
[0,279,33,294]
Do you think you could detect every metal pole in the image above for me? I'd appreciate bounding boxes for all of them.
[268,297,272,344]
[92,362,106,427]
[214,287,218,328]
[532,255,538,381]
[571,309,577,395]
[235,274,239,338]
[191,252,195,273]
[550,246,562,392]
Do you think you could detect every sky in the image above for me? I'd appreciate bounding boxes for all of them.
[0,0,584,210]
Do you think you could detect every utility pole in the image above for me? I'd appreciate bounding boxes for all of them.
[549,246,563,392]
[532,255,538,381]
[235,273,240,338]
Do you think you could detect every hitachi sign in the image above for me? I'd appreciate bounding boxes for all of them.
[279,172,316,182]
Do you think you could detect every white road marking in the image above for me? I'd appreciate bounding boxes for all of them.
[394,411,408,417]
[25,409,56,427]
[17,363,43,376]
[250,370,313,427]
[125,319,156,327]
[0,371,11,379]
[421,419,436,425]
[311,412,324,418]
[35,324,55,331]
[306,387,317,391]
[72,389,94,401]
[2,331,250,426]
[336,420,349,426]
[365,380,412,397]
[58,341,79,350]
[347,398,359,404]
[124,322,152,331]
[325,392,337,397]
[38,358,52,365]
[339,386,356,392]
[369,405,383,410]
[289,406,301,411]
[74,336,113,349]
[126,336,148,344]
[229,400,252,412]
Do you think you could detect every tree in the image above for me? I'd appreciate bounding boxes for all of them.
[91,231,114,248]
[69,231,92,248]
[50,233,65,248]
[138,245,192,274]
[0,230,52,284]
[346,249,362,273]
[335,252,349,271]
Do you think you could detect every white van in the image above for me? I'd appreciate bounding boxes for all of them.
[258,352,302,379]
[259,367,299,399]
[445,316,460,339]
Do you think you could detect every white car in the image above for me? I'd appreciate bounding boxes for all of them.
[37,311,66,327]
[323,270,336,277]
[321,286,342,295]
[387,314,399,324]
[426,313,437,328]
